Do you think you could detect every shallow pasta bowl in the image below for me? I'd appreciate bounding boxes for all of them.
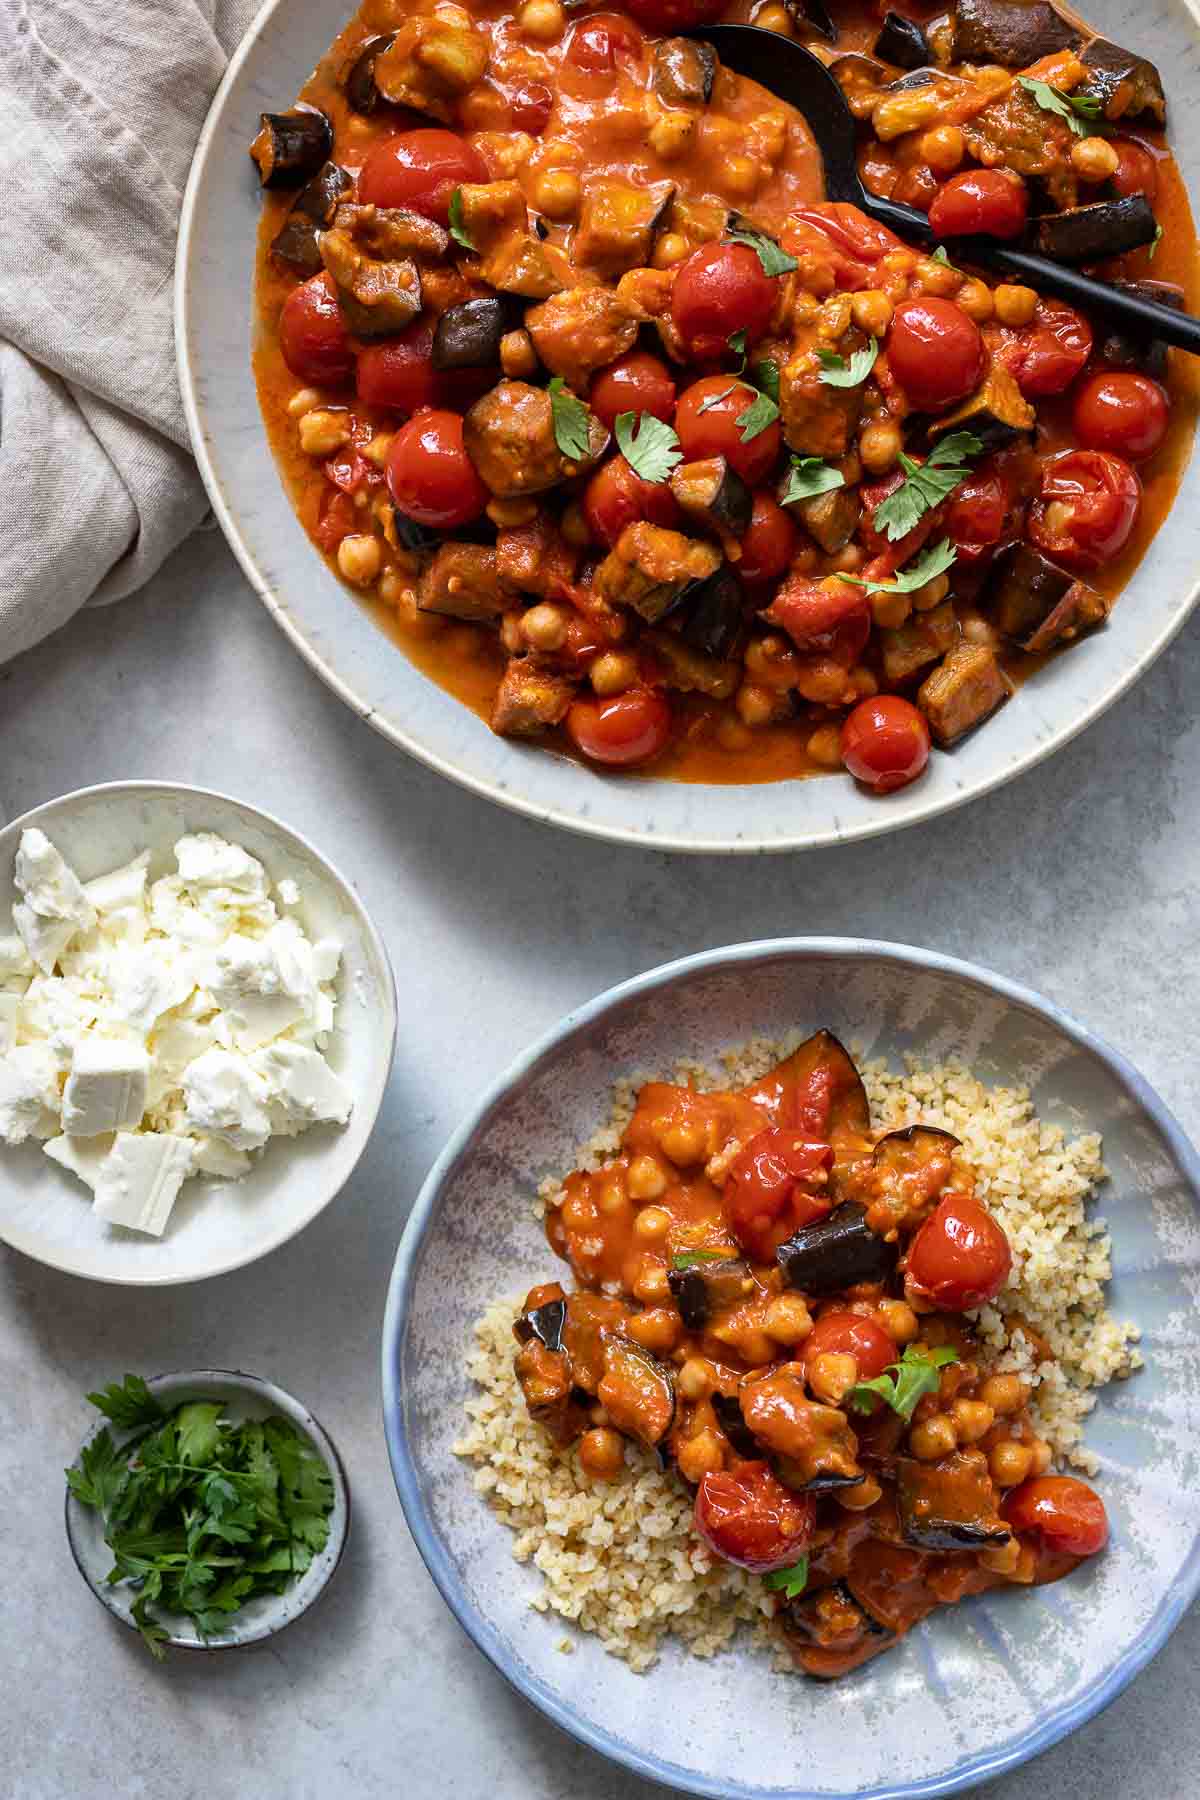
[177,0,1200,853]
[382,939,1200,1798]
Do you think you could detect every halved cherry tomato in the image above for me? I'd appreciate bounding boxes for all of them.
[355,322,492,417]
[928,169,1028,240]
[583,456,681,547]
[888,298,983,412]
[671,243,777,361]
[565,12,643,72]
[694,1462,817,1573]
[784,203,906,290]
[1027,449,1141,572]
[944,472,1010,564]
[358,129,487,225]
[740,493,799,586]
[1072,371,1169,463]
[565,688,672,766]
[279,272,354,386]
[623,0,725,29]
[1110,138,1158,204]
[803,1312,895,1380]
[589,351,677,431]
[385,409,488,528]
[726,1129,833,1259]
[841,696,930,795]
[313,488,358,552]
[765,578,871,666]
[507,79,553,135]
[995,299,1092,399]
[1004,1476,1109,1557]
[675,376,782,485]
[906,1192,1012,1309]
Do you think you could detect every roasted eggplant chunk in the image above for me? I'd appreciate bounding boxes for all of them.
[670,457,752,540]
[597,1337,676,1447]
[880,601,960,685]
[653,37,717,106]
[791,484,862,555]
[676,565,746,662]
[788,0,838,44]
[465,380,607,497]
[513,1297,567,1354]
[344,32,397,113]
[743,1031,872,1195]
[1077,37,1166,126]
[432,298,508,371]
[514,1339,587,1444]
[574,178,676,278]
[918,642,1010,745]
[1032,195,1157,264]
[897,1451,1012,1551]
[777,1202,897,1296]
[250,108,333,187]
[711,1391,761,1459]
[741,1367,863,1489]
[595,523,723,624]
[952,0,1079,67]
[667,1257,752,1331]
[418,543,508,620]
[923,365,1034,454]
[1098,279,1185,381]
[269,161,352,273]
[873,13,930,69]
[984,543,1109,653]
[780,1579,897,1678]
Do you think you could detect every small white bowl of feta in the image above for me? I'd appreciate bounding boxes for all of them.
[0,783,396,1283]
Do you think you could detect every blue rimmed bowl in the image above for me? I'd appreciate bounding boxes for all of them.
[382,940,1200,1799]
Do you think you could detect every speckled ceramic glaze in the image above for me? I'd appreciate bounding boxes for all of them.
[176,0,1200,854]
[382,941,1200,1798]
[65,1369,350,1650]
[0,783,396,1285]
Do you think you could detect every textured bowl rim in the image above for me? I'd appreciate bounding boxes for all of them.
[65,1367,351,1650]
[174,0,1200,857]
[381,937,1200,1799]
[0,779,398,1286]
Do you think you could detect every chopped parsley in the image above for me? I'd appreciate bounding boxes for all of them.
[615,411,682,484]
[848,1345,960,1421]
[736,386,780,443]
[836,537,958,596]
[871,432,984,542]
[547,377,596,462]
[779,455,845,507]
[723,218,798,277]
[763,1555,810,1599]
[816,338,879,389]
[671,1249,731,1269]
[1017,77,1106,138]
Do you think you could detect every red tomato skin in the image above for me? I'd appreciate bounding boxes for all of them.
[694,1463,817,1573]
[764,578,871,666]
[1072,372,1169,463]
[675,377,782,485]
[944,472,1009,564]
[726,1129,833,1259]
[589,352,677,431]
[314,489,358,552]
[1027,449,1141,572]
[357,329,493,416]
[995,300,1092,399]
[358,129,487,225]
[858,469,940,570]
[623,0,725,31]
[740,493,799,586]
[385,410,488,528]
[279,272,354,387]
[888,298,984,412]
[1110,138,1158,203]
[583,457,681,548]
[906,1193,1012,1310]
[671,243,777,360]
[783,203,906,290]
[507,79,553,135]
[928,170,1028,240]
[803,1312,895,1380]
[565,689,672,767]
[565,12,643,72]
[1004,1476,1109,1557]
[841,697,931,795]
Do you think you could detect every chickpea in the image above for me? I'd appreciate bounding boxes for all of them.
[677,1429,725,1484]
[560,502,592,548]
[632,1258,671,1305]
[717,715,753,752]
[858,416,902,475]
[911,571,951,612]
[808,1351,858,1405]
[993,284,1038,328]
[500,329,538,379]
[955,278,994,324]
[723,155,761,200]
[648,111,696,161]
[819,294,853,340]
[791,290,820,327]
[561,1190,594,1232]
[806,724,843,768]
[919,124,965,175]
[848,666,878,699]
[876,1299,919,1345]
[979,1373,1026,1415]
[736,683,777,728]
[486,496,538,528]
[596,1175,627,1216]
[1028,1438,1053,1476]
[627,1154,668,1200]
[628,1307,681,1355]
[336,534,382,587]
[650,230,688,270]
[361,432,393,469]
[659,1121,705,1167]
[828,542,863,574]
[590,651,639,696]
[763,1293,814,1345]
[298,409,350,456]
[837,1474,883,1512]
[871,588,911,631]
[519,0,564,39]
[914,256,962,298]
[678,1358,714,1402]
[633,1205,671,1244]
[287,386,322,417]
[579,1426,625,1479]
[911,1414,959,1461]
[755,1,793,31]
[521,602,568,650]
[850,289,894,338]
[990,1439,1034,1487]
[534,169,581,219]
[949,1398,996,1444]
[1071,135,1120,182]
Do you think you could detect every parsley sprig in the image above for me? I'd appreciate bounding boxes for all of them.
[836,537,958,597]
[695,375,779,444]
[1017,77,1105,138]
[779,455,845,507]
[816,338,879,389]
[447,188,475,251]
[723,218,797,278]
[872,432,983,542]
[615,411,682,484]
[763,1555,809,1599]
[848,1345,960,1421]
[66,1375,335,1660]
[672,1249,730,1269]
[548,377,596,461]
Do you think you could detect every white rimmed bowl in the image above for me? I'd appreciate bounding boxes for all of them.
[0,782,396,1285]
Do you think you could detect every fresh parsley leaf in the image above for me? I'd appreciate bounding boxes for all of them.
[727,328,748,366]
[1149,222,1163,260]
[66,1429,126,1512]
[447,188,475,251]
[754,358,781,405]
[615,410,682,484]
[697,383,738,416]
[816,337,879,389]
[848,1345,960,1421]
[779,455,845,507]
[930,245,952,268]
[547,377,595,462]
[1017,76,1104,138]
[177,1402,223,1467]
[724,218,797,277]
[131,1595,170,1661]
[836,536,958,596]
[86,1375,163,1431]
[763,1555,809,1599]
[737,387,780,443]
[872,432,983,542]
[672,1249,729,1269]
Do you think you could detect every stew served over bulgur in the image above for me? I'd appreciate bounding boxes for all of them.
[252,0,1197,791]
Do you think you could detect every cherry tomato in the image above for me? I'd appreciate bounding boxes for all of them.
[565,12,643,72]
[765,578,871,666]
[354,323,491,417]
[726,1129,833,1260]
[784,203,907,290]
[508,79,553,135]
[314,488,358,553]
[1004,1476,1109,1558]
[739,493,799,587]
[803,1312,895,1380]
[944,472,1009,565]
[675,376,782,486]
[565,689,672,767]
[996,299,1092,399]
[385,409,488,528]
[694,1462,817,1573]
[1027,449,1141,572]
[279,272,354,387]
[906,1192,1012,1310]
[1110,138,1158,204]
[671,243,777,361]
[887,298,984,412]
[841,696,931,795]
[623,0,725,29]
[1072,371,1170,463]
[583,456,681,548]
[358,129,487,226]
[589,352,677,431]
[927,169,1028,240]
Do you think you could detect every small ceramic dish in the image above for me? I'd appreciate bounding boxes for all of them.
[0,782,396,1285]
[65,1369,350,1652]
[383,939,1200,1799]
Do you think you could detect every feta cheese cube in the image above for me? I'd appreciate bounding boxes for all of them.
[182,1048,273,1150]
[62,1039,149,1136]
[190,1135,253,1179]
[13,830,96,972]
[175,833,270,901]
[311,938,341,984]
[105,942,196,1035]
[83,852,150,947]
[44,1132,115,1191]
[201,933,306,1051]
[251,1041,354,1133]
[0,1044,62,1144]
[92,1132,194,1236]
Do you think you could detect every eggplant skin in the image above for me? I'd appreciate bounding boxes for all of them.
[250,109,333,188]
[676,566,745,661]
[666,1257,751,1331]
[513,1298,567,1354]
[873,12,930,69]
[432,298,508,371]
[776,1202,898,1296]
[710,1391,760,1459]
[952,0,1079,68]
[1098,279,1185,381]
[1078,37,1166,125]
[344,33,397,113]
[1032,195,1157,264]
[270,162,353,272]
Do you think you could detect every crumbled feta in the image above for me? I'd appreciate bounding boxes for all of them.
[0,994,20,1056]
[0,1043,62,1144]
[62,1039,149,1136]
[250,1041,354,1134]
[45,1132,115,1191]
[92,1133,195,1236]
[13,829,96,972]
[0,933,34,989]
[182,1047,274,1151]
[82,853,149,948]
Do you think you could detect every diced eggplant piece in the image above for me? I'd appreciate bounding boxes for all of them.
[1032,195,1157,264]
[664,193,732,252]
[1077,37,1166,126]
[269,161,352,273]
[514,1340,587,1444]
[482,236,570,300]
[675,565,746,662]
[331,202,449,261]
[319,228,422,336]
[513,1297,567,1353]
[667,1257,752,1330]
[981,541,1107,654]
[897,1450,1012,1551]
[780,346,863,459]
[1098,279,1185,381]
[490,659,578,737]
[670,458,752,539]
[870,1126,960,1228]
[465,380,606,498]
[873,13,931,69]
[373,19,489,122]
[249,108,333,188]
[780,1579,896,1668]
[646,626,741,697]
[418,544,508,620]
[777,1202,897,1296]
[526,288,640,390]
[595,523,723,625]
[382,505,441,556]
[597,1337,676,1448]
[924,365,1034,454]
[496,513,578,598]
[918,641,1011,745]
[711,1391,760,1460]
[432,298,507,371]
[874,1125,960,1175]
[344,32,397,113]
[741,1369,863,1489]
[791,484,862,555]
[742,1031,872,1196]
[880,601,960,685]
[952,0,1079,68]
[787,0,838,44]
[574,178,676,278]
[653,37,717,106]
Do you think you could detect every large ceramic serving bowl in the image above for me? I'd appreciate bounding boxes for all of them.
[177,0,1200,854]
[382,940,1200,1798]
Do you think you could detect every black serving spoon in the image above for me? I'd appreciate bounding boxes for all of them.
[691,23,1200,355]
